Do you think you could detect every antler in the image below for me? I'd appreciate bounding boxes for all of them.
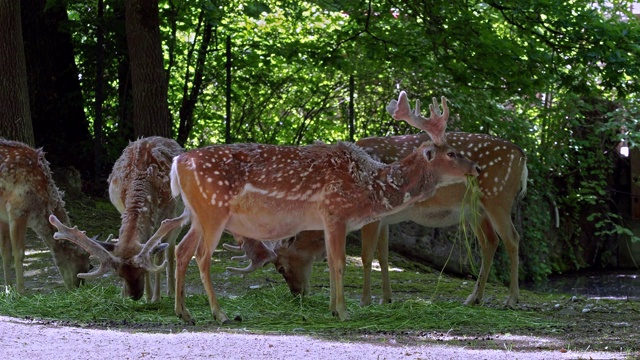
[386,91,449,145]
[132,210,190,273]
[49,214,118,279]
[224,236,277,274]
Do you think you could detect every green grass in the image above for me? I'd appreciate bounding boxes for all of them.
[0,282,553,334]
[0,240,557,336]
[0,187,562,340]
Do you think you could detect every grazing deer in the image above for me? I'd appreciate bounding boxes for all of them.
[49,136,184,302]
[233,92,527,309]
[224,231,326,296]
[0,138,91,293]
[142,95,480,324]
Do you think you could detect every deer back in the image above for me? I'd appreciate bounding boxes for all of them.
[173,140,478,240]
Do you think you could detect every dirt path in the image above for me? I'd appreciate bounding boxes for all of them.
[0,316,627,360]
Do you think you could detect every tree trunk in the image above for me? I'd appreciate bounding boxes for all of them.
[124,0,172,138]
[177,8,212,146]
[113,2,134,144]
[0,0,34,146]
[94,0,105,186]
[20,0,92,173]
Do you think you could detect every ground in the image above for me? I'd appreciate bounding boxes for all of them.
[0,315,628,360]
[1,185,639,359]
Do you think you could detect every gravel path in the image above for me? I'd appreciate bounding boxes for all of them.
[0,316,628,359]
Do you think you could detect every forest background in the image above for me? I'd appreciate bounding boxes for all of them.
[2,0,640,284]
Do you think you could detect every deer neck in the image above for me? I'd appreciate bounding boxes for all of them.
[370,151,436,213]
[118,176,158,254]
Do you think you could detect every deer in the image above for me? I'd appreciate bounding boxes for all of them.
[49,136,184,302]
[230,92,528,309]
[224,231,326,296]
[0,138,91,293]
[140,95,480,324]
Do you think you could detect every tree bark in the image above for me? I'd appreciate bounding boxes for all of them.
[124,0,172,138]
[21,0,92,172]
[113,2,134,143]
[0,0,34,146]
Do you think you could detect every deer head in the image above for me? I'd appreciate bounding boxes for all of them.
[49,214,168,296]
[225,231,326,296]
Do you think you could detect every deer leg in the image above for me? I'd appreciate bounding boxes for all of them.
[359,221,380,306]
[0,221,12,289]
[9,217,27,294]
[164,228,179,297]
[494,219,520,308]
[195,224,229,324]
[144,272,152,302]
[325,225,349,321]
[465,217,498,306]
[175,226,201,324]
[377,224,392,304]
[150,251,163,302]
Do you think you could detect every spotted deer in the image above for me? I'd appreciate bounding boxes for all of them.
[0,138,91,293]
[49,136,184,302]
[142,96,480,323]
[234,92,527,308]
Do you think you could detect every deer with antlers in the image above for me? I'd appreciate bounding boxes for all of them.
[224,231,326,296]
[49,137,184,302]
[232,92,527,308]
[142,95,480,324]
[0,138,91,293]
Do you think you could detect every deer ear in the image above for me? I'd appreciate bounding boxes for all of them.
[423,147,436,162]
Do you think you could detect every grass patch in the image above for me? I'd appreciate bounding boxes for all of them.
[0,250,556,336]
[0,186,559,342]
[0,281,553,335]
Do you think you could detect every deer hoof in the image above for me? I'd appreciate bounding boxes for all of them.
[177,309,195,324]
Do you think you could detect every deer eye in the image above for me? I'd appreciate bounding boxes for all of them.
[278,266,285,274]
[447,152,456,158]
